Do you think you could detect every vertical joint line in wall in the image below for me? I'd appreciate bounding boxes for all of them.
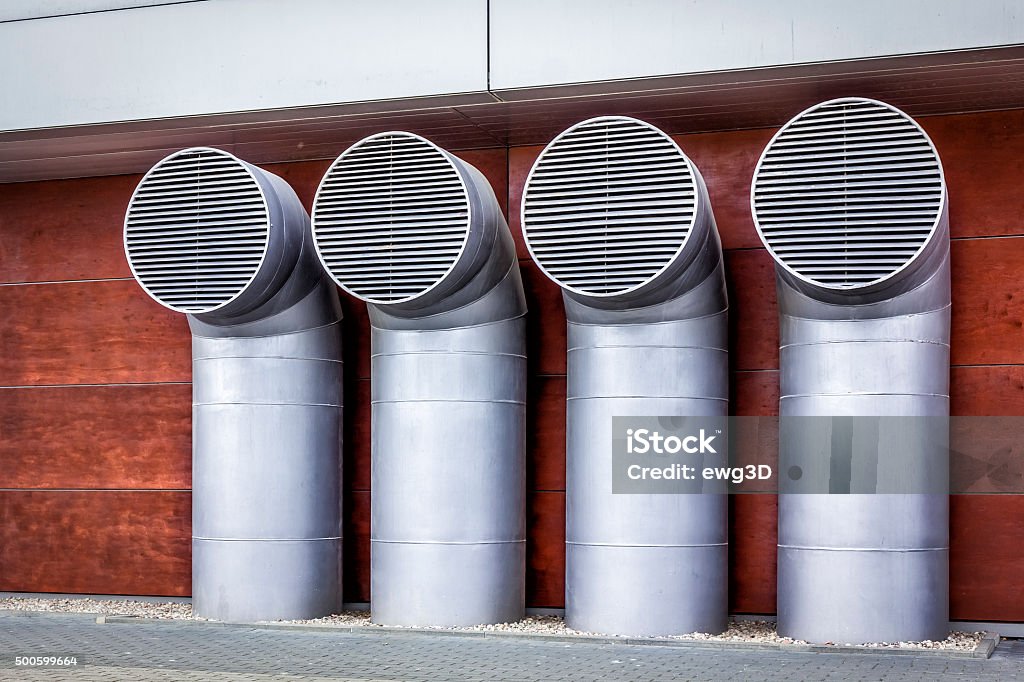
[486,0,491,93]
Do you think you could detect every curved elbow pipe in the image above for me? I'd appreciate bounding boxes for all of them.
[312,132,526,627]
[523,116,729,636]
[751,98,950,643]
[124,147,344,622]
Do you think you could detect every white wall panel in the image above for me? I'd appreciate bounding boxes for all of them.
[0,0,487,130]
[490,0,1024,91]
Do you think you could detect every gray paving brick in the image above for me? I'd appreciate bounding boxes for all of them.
[0,613,1019,681]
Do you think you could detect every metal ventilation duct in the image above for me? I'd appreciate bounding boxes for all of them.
[125,147,344,622]
[523,116,728,637]
[751,98,950,644]
[312,132,527,627]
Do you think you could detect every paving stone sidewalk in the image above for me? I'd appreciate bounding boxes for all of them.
[0,612,1020,681]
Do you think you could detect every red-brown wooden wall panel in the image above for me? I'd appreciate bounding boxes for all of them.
[0,174,139,284]
[345,490,371,603]
[527,377,567,493]
[0,384,191,490]
[730,495,778,615]
[674,128,777,251]
[527,491,566,609]
[921,109,1024,239]
[0,491,191,596]
[950,494,1024,622]
[0,280,191,387]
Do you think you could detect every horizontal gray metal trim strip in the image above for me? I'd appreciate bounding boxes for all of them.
[193,536,342,542]
[193,402,341,407]
[779,544,949,552]
[567,542,729,548]
[370,539,525,545]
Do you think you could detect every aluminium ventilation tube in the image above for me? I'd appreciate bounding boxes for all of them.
[311,132,527,627]
[522,116,729,636]
[124,147,344,622]
[751,97,950,644]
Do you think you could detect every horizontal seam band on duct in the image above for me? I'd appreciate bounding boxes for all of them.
[566,541,728,548]
[371,351,527,359]
[369,313,528,333]
[778,544,948,553]
[780,340,950,349]
[370,399,528,403]
[193,399,346,403]
[780,306,952,322]
[370,539,526,545]
[566,395,728,402]
[192,357,344,363]
[567,345,728,353]
[193,536,343,542]
[191,320,344,340]
[780,392,950,399]
[567,311,728,328]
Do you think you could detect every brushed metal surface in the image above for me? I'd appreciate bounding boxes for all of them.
[751,98,951,644]
[312,133,527,627]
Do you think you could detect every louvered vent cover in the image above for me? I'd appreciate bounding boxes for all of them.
[752,98,944,289]
[522,116,697,296]
[124,148,270,314]
[311,132,471,304]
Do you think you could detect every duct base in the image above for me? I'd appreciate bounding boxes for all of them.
[192,538,342,622]
[370,540,525,627]
[566,543,728,637]
[777,546,949,644]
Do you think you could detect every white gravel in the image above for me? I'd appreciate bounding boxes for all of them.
[0,597,983,650]
[0,597,195,620]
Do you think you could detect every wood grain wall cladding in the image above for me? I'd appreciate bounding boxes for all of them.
[0,384,191,490]
[527,491,566,609]
[346,379,371,493]
[673,128,777,251]
[508,145,543,260]
[528,376,567,493]
[339,292,372,381]
[729,494,778,615]
[724,248,779,372]
[950,494,1024,622]
[0,280,191,387]
[951,366,1024,416]
[345,490,371,603]
[951,236,1024,367]
[0,491,191,596]
[921,109,1024,239]
[0,174,139,284]
[732,370,780,417]
[520,258,567,377]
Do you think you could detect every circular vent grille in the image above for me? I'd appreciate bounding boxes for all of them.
[752,98,944,290]
[522,116,697,297]
[311,132,471,304]
[124,148,270,314]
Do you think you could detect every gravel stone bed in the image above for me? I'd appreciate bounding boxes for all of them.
[0,597,983,650]
[0,597,195,620]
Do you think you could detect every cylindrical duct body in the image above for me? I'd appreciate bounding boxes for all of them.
[751,98,951,643]
[312,133,526,626]
[124,148,344,622]
[523,116,729,636]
